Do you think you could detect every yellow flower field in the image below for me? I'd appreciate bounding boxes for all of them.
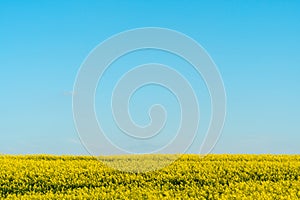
[1,155,300,199]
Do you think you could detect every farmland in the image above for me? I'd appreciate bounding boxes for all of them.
[1,155,300,199]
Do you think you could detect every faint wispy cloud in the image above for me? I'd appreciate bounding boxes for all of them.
[63,91,76,96]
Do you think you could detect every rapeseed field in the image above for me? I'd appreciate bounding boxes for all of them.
[1,155,299,199]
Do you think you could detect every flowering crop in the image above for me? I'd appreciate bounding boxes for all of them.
[1,155,300,199]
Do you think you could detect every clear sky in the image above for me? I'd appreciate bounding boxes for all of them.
[0,0,299,155]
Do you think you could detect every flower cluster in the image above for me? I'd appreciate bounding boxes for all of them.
[1,154,300,199]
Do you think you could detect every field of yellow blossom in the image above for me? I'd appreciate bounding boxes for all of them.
[1,154,300,199]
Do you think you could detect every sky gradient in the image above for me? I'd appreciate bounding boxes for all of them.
[1,0,299,154]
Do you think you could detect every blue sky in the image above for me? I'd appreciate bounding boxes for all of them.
[0,0,299,154]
